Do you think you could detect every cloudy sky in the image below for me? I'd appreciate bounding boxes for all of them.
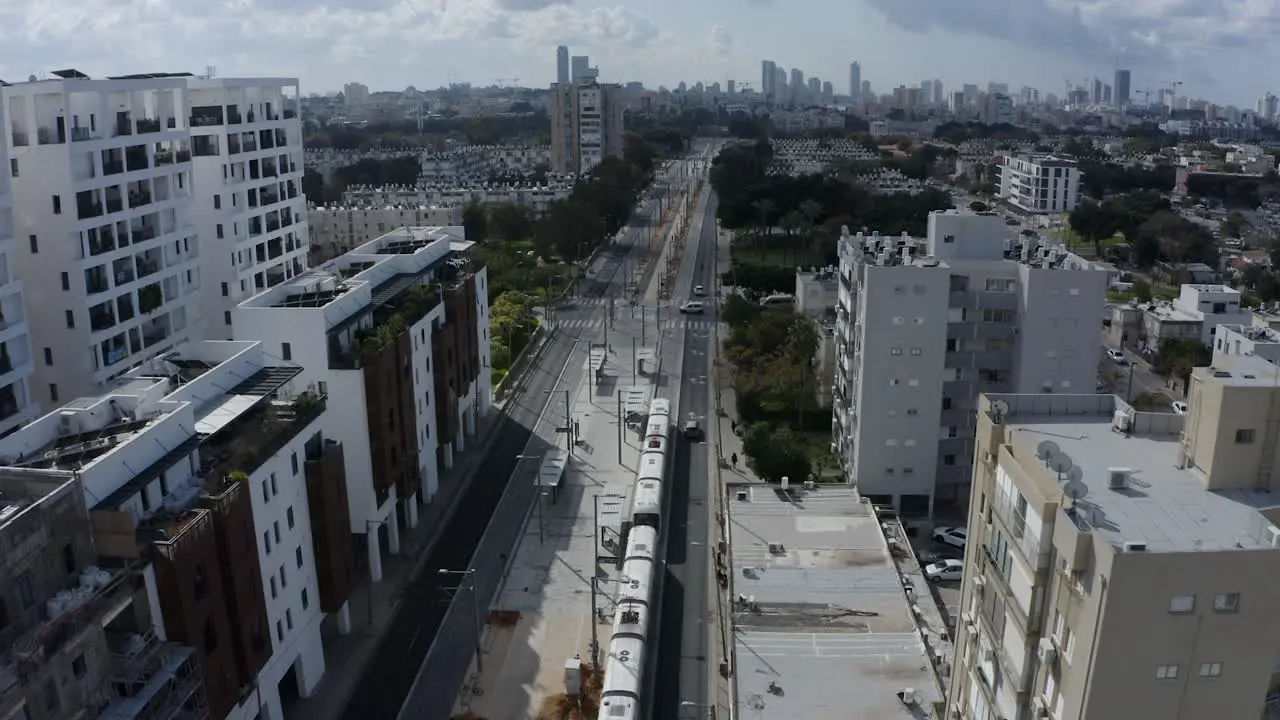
[0,0,1271,105]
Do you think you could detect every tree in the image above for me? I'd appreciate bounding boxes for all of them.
[722,294,762,328]
[742,422,812,483]
[622,132,657,177]
[969,200,990,212]
[1068,200,1120,258]
[534,199,605,262]
[1221,211,1248,239]
[462,201,488,242]
[488,202,534,241]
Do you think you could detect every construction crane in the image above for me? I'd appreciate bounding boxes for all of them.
[492,77,520,88]
[1166,80,1183,106]
[1135,89,1152,106]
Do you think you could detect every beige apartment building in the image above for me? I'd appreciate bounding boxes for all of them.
[948,388,1280,720]
[548,76,625,175]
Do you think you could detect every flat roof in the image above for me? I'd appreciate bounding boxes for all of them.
[998,394,1277,553]
[729,487,941,719]
[1195,353,1280,387]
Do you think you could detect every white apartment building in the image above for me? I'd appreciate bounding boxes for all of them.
[187,78,309,340]
[999,154,1081,214]
[4,74,201,406]
[234,226,491,583]
[0,89,38,436]
[1111,284,1249,354]
[340,181,573,214]
[832,210,1108,516]
[307,204,463,260]
[549,78,625,175]
[0,340,351,720]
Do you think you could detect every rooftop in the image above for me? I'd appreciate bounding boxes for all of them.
[992,393,1279,553]
[1194,352,1280,387]
[729,487,941,719]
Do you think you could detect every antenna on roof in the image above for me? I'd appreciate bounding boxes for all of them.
[204,65,216,80]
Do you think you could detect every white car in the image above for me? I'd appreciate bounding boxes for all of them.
[693,285,706,296]
[924,559,965,583]
[932,526,968,549]
[1171,401,1188,415]
[1106,348,1128,364]
[679,301,705,314]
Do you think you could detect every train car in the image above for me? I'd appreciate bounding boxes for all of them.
[598,636,644,720]
[631,478,662,528]
[645,398,671,440]
[613,525,657,638]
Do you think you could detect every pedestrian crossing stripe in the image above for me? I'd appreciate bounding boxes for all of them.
[554,318,716,330]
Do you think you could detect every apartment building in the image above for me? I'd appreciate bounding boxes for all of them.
[549,77,625,175]
[999,155,1080,214]
[0,339,352,720]
[1108,284,1248,353]
[0,89,37,436]
[832,211,1107,516]
[233,226,490,583]
[306,204,463,261]
[187,78,308,340]
[948,391,1280,720]
[4,73,201,406]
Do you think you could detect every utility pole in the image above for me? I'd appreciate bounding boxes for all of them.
[632,336,637,383]
[564,389,573,453]
[438,569,484,673]
[590,494,601,668]
[617,389,624,464]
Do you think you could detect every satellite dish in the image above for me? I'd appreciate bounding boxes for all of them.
[1066,466,1084,484]
[990,399,1011,419]
[1036,441,1061,463]
[1049,454,1075,476]
[1063,479,1088,501]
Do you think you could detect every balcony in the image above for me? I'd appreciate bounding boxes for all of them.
[71,126,98,142]
[78,193,105,220]
[135,118,161,134]
[90,302,117,332]
[0,384,19,421]
[136,257,161,280]
[128,188,153,210]
[189,106,224,127]
[328,285,441,369]
[284,109,297,119]
[101,334,129,368]
[131,223,159,244]
[227,108,243,125]
[126,147,149,173]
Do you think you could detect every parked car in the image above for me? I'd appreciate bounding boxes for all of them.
[932,526,968,549]
[924,559,965,583]
[693,284,706,296]
[680,301,705,314]
[1106,348,1128,364]
[1171,401,1188,415]
[917,545,964,566]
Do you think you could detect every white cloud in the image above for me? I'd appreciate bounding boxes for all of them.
[709,25,733,58]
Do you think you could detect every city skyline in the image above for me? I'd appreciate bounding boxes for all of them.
[0,0,1273,106]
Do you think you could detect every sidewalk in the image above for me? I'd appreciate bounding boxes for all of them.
[285,408,506,720]
[711,226,765,488]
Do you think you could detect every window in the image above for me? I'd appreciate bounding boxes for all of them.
[948,426,959,438]
[910,347,922,356]
[273,521,281,544]
[286,608,293,630]
[291,452,299,475]
[43,348,53,366]
[885,467,895,476]
[270,473,278,496]
[985,278,1014,292]
[277,620,284,642]
[270,576,277,598]
[890,347,903,356]
[216,223,224,239]
[1235,429,1256,444]
[28,235,37,253]
[1198,662,1222,677]
[906,408,918,416]
[296,546,304,568]
[52,195,61,214]
[213,194,221,210]
[60,272,69,291]
[264,531,272,554]
[1169,595,1195,613]
[49,384,59,403]
[224,310,232,326]
[301,588,309,610]
[1156,664,1179,680]
[64,309,74,328]
[221,282,229,297]
[280,565,287,588]
[287,506,295,529]
[262,479,270,503]
[9,158,17,177]
[943,454,957,466]
[71,654,86,678]
[1213,592,1239,613]
[282,342,292,361]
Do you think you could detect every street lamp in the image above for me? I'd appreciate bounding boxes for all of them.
[515,453,546,544]
[438,568,484,673]
[680,701,717,719]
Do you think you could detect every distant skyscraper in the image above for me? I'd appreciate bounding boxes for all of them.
[1114,69,1131,107]
[1092,78,1103,104]
[727,79,736,96]
[790,68,804,105]
[861,79,871,99]
[556,46,570,84]
[849,61,861,100]
[762,60,777,103]
[571,55,590,82]
[822,80,833,101]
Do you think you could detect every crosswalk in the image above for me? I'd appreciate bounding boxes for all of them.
[554,317,717,331]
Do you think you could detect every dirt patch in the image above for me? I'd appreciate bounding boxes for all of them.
[536,662,605,720]
[488,610,521,628]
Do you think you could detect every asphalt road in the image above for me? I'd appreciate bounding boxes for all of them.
[339,166,680,720]
[654,184,718,720]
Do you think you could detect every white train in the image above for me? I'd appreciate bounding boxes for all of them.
[598,398,672,720]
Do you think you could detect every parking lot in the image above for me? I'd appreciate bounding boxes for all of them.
[908,531,965,632]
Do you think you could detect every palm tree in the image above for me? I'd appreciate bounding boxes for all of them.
[781,211,803,264]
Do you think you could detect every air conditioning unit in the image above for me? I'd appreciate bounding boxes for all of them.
[1038,637,1057,665]
[1107,467,1132,489]
[1032,696,1050,718]
[972,574,986,587]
